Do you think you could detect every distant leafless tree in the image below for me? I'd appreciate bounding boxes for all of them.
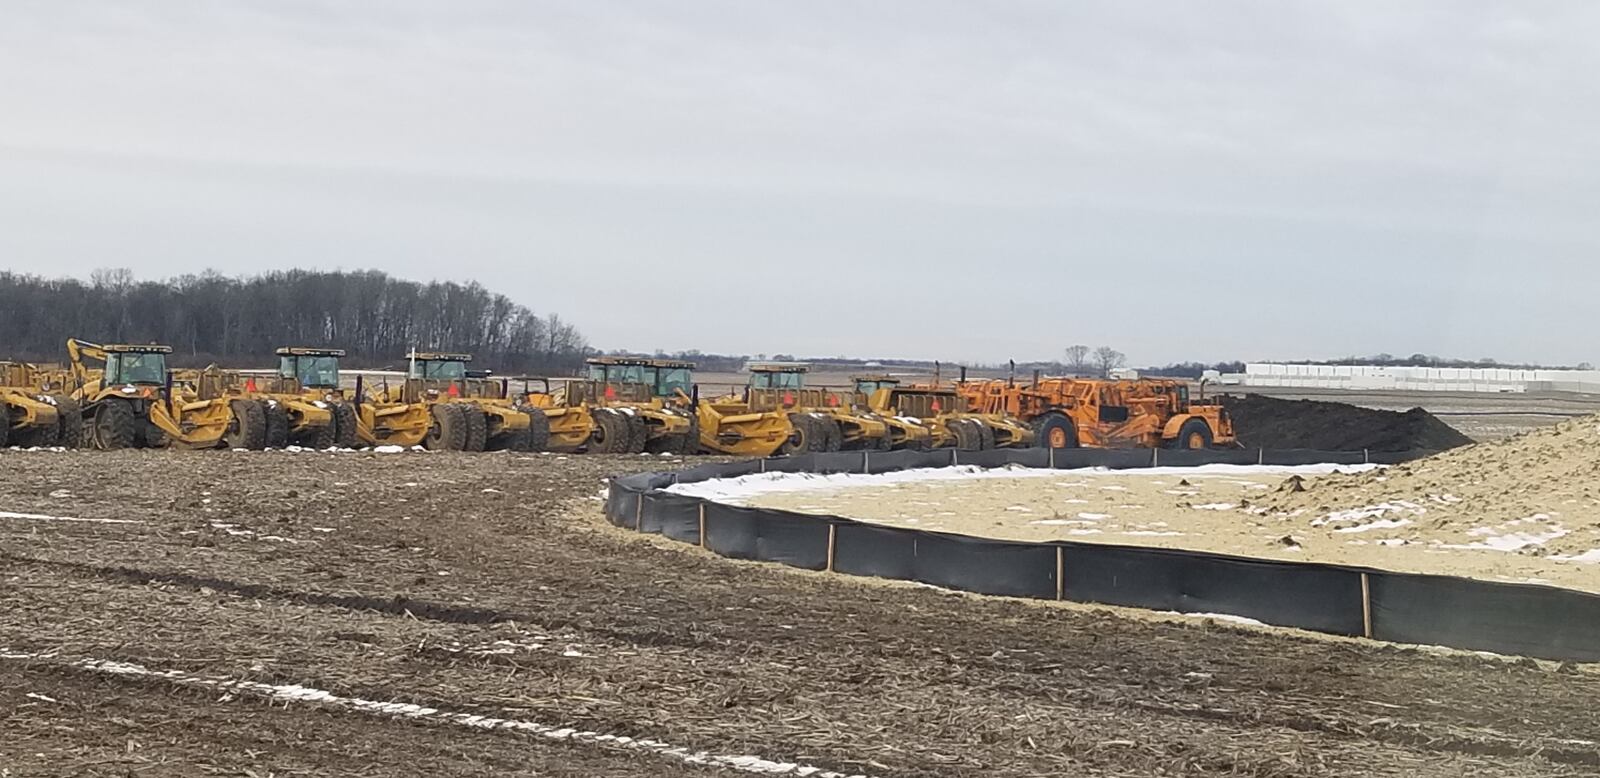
[1064,344,1091,375]
[0,267,590,374]
[1093,346,1126,377]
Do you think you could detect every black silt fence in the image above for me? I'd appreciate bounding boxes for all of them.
[601,445,1600,662]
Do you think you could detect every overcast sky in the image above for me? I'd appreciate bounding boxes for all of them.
[2,1,1597,366]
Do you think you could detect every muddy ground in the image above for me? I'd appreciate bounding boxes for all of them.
[4,450,1600,777]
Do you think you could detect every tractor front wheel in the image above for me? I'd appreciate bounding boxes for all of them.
[93,399,140,451]
[1170,418,1214,450]
[1033,413,1078,449]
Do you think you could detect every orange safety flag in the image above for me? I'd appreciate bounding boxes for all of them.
[604,385,617,399]
[826,394,839,407]
[447,382,460,397]
[783,392,795,406]
[931,399,942,412]
[245,377,257,393]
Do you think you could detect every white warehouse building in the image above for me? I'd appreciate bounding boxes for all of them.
[1234,363,1600,394]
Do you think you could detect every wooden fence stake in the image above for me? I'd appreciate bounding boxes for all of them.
[1048,446,1055,468]
[1360,572,1373,639]
[826,524,838,573]
[698,503,707,549]
[1055,546,1065,601]
[634,493,644,531]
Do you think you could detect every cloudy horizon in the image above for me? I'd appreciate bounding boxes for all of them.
[3,1,1598,367]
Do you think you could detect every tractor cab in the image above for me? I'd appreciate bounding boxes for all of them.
[747,362,808,391]
[852,374,900,398]
[275,347,344,392]
[102,345,171,387]
[579,357,695,403]
[401,352,497,402]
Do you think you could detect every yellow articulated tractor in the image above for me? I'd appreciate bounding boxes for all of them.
[743,363,894,451]
[514,377,589,452]
[574,357,699,454]
[187,347,360,450]
[853,375,1032,451]
[365,352,543,451]
[65,338,232,450]
[0,361,81,448]
[513,357,699,454]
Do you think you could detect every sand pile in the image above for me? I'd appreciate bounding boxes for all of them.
[1257,414,1600,563]
[1222,394,1472,451]
[704,420,1600,591]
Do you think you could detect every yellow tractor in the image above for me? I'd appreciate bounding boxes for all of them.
[854,375,1032,451]
[515,377,589,452]
[0,361,81,448]
[575,357,699,454]
[366,352,542,451]
[744,363,893,451]
[65,338,233,450]
[513,357,699,454]
[184,347,359,450]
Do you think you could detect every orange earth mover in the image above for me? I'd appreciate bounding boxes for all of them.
[958,374,1235,450]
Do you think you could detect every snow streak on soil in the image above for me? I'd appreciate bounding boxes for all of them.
[0,650,873,778]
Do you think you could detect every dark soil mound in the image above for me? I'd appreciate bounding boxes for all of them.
[1220,394,1474,452]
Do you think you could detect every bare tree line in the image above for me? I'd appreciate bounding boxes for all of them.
[1063,344,1127,377]
[0,268,589,373]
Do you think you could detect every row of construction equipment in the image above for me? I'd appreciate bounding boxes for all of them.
[1,339,1235,455]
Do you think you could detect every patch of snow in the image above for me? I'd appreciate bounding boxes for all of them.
[1191,503,1236,511]
[666,463,1379,505]
[0,510,140,525]
[1077,512,1111,520]
[1156,611,1266,627]
[0,650,872,778]
[1335,518,1413,534]
[1552,549,1600,564]
[373,445,406,453]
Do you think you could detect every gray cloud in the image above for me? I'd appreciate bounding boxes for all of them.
[2,1,1597,365]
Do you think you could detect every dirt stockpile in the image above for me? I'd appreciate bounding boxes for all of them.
[1259,415,1600,562]
[1222,393,1473,451]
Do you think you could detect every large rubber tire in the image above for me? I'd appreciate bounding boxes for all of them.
[950,419,983,451]
[817,417,843,452]
[308,417,338,449]
[425,404,470,451]
[590,409,626,454]
[331,403,360,449]
[261,401,290,449]
[223,399,267,450]
[622,412,648,454]
[499,417,533,452]
[462,407,488,452]
[1170,418,1214,450]
[1033,413,1079,449]
[779,414,812,455]
[15,418,59,448]
[142,421,170,449]
[93,399,140,451]
[976,422,997,451]
[525,409,551,452]
[53,396,83,449]
[676,414,701,455]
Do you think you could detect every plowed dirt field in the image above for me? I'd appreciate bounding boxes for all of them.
[4,450,1599,777]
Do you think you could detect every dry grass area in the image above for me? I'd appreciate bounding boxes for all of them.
[4,449,1600,776]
